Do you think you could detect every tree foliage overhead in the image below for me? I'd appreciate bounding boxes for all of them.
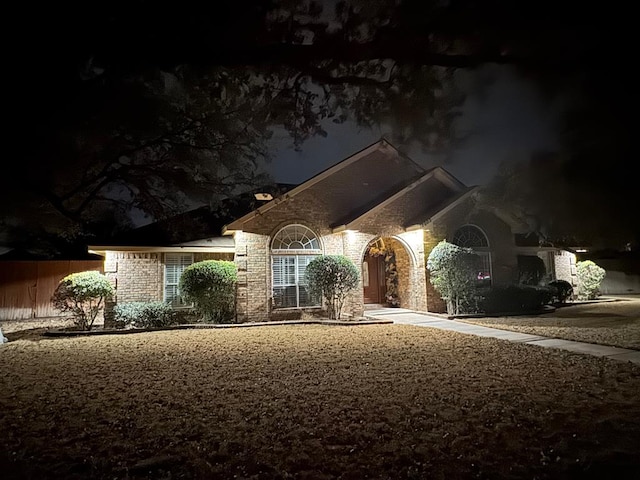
[4,0,635,254]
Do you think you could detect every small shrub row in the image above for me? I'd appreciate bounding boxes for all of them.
[113,301,175,329]
[476,285,555,314]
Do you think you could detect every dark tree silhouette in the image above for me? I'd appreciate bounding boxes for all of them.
[2,0,634,253]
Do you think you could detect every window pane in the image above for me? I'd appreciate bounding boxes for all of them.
[165,253,193,305]
[165,285,179,305]
[297,255,315,284]
[298,285,320,307]
[273,286,298,308]
[273,256,296,286]
[476,252,491,286]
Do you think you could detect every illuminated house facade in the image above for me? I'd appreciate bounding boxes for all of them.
[90,140,577,324]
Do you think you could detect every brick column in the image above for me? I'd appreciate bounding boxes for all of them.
[423,229,447,313]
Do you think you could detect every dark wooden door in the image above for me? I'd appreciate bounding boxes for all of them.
[363,254,385,304]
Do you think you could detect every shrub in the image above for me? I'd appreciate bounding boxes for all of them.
[477,285,554,314]
[51,271,114,330]
[179,260,237,323]
[576,260,606,300]
[548,279,574,303]
[427,241,478,315]
[305,255,359,320]
[113,301,175,328]
[517,255,547,285]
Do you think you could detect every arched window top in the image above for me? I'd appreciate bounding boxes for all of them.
[452,225,489,248]
[271,224,320,250]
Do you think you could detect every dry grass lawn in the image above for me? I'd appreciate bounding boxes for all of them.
[461,299,640,350]
[1,324,640,479]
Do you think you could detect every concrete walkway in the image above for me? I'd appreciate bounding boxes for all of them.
[364,308,640,366]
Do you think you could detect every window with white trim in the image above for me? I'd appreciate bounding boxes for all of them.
[271,225,321,308]
[164,253,193,306]
[452,225,492,286]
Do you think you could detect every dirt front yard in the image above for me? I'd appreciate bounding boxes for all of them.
[1,325,640,480]
[461,297,640,350]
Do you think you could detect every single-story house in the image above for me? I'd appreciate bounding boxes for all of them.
[89,139,577,324]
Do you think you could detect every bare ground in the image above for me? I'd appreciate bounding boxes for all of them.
[460,298,640,350]
[1,325,640,480]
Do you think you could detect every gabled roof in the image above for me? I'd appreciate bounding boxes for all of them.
[408,186,479,229]
[332,167,468,232]
[91,139,476,250]
[90,183,296,250]
[224,139,426,233]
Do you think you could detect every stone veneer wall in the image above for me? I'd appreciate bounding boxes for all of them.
[234,227,428,322]
[234,231,270,322]
[553,250,577,286]
[341,231,375,318]
[103,252,162,327]
[423,229,447,313]
[103,250,233,327]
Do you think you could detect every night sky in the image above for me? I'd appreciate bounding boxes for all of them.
[270,64,563,186]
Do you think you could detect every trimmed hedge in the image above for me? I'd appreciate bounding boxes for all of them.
[113,302,175,329]
[576,260,606,300]
[427,241,478,315]
[548,279,574,303]
[476,285,554,314]
[179,260,237,323]
[51,271,114,331]
[305,255,359,320]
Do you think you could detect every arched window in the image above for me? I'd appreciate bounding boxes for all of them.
[272,224,320,250]
[452,225,489,248]
[271,225,321,308]
[452,225,492,285]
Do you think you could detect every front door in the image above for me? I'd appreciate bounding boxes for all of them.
[363,254,386,304]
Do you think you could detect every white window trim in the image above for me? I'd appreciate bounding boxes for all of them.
[270,224,322,309]
[164,253,194,307]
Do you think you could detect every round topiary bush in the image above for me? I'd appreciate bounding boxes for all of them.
[576,260,606,300]
[304,255,359,320]
[51,271,114,330]
[426,241,478,315]
[179,260,237,323]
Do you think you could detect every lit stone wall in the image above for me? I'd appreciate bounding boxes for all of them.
[103,251,162,327]
[234,231,270,322]
[554,250,577,286]
[102,250,233,327]
[423,229,447,313]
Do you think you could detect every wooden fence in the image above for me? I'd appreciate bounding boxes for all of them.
[0,261,103,320]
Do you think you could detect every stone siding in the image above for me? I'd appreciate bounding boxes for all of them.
[423,229,447,313]
[553,250,577,286]
[103,250,233,327]
[234,223,429,321]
